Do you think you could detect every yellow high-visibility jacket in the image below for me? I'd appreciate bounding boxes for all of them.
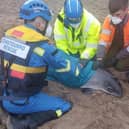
[54,9,101,59]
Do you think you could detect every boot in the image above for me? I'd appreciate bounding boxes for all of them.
[6,115,33,129]
[6,110,57,129]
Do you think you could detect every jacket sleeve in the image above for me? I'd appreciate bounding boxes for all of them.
[53,17,69,54]
[96,16,114,59]
[81,19,101,59]
[99,16,113,49]
[42,44,82,77]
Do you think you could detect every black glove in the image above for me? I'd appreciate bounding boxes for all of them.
[79,59,89,67]
[116,48,129,60]
[93,59,104,70]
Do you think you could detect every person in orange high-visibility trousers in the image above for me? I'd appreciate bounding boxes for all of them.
[94,0,129,76]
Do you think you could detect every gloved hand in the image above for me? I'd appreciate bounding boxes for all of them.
[109,57,118,66]
[92,59,104,70]
[80,51,89,59]
[79,59,89,67]
[116,48,129,60]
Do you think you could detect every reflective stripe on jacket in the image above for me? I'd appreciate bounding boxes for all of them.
[54,9,101,59]
[99,14,129,51]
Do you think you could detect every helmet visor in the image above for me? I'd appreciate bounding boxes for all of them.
[67,17,81,24]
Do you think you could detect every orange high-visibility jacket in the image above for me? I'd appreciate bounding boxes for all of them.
[99,15,129,51]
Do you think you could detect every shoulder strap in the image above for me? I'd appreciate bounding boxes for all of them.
[57,14,70,29]
[57,14,64,23]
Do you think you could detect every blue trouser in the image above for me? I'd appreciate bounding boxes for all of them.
[2,92,72,114]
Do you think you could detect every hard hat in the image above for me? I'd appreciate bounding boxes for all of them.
[19,0,52,21]
[64,0,83,24]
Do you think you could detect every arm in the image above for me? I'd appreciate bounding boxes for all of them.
[81,19,101,59]
[42,44,96,88]
[0,52,5,95]
[97,16,113,59]
[45,45,96,88]
[93,16,112,69]
[42,44,82,76]
[53,16,69,54]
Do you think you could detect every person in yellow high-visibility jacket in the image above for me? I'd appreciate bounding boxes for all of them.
[54,0,101,65]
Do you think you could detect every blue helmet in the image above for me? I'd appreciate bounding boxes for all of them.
[64,0,83,24]
[19,0,52,21]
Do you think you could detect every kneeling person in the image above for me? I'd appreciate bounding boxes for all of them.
[0,0,75,128]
